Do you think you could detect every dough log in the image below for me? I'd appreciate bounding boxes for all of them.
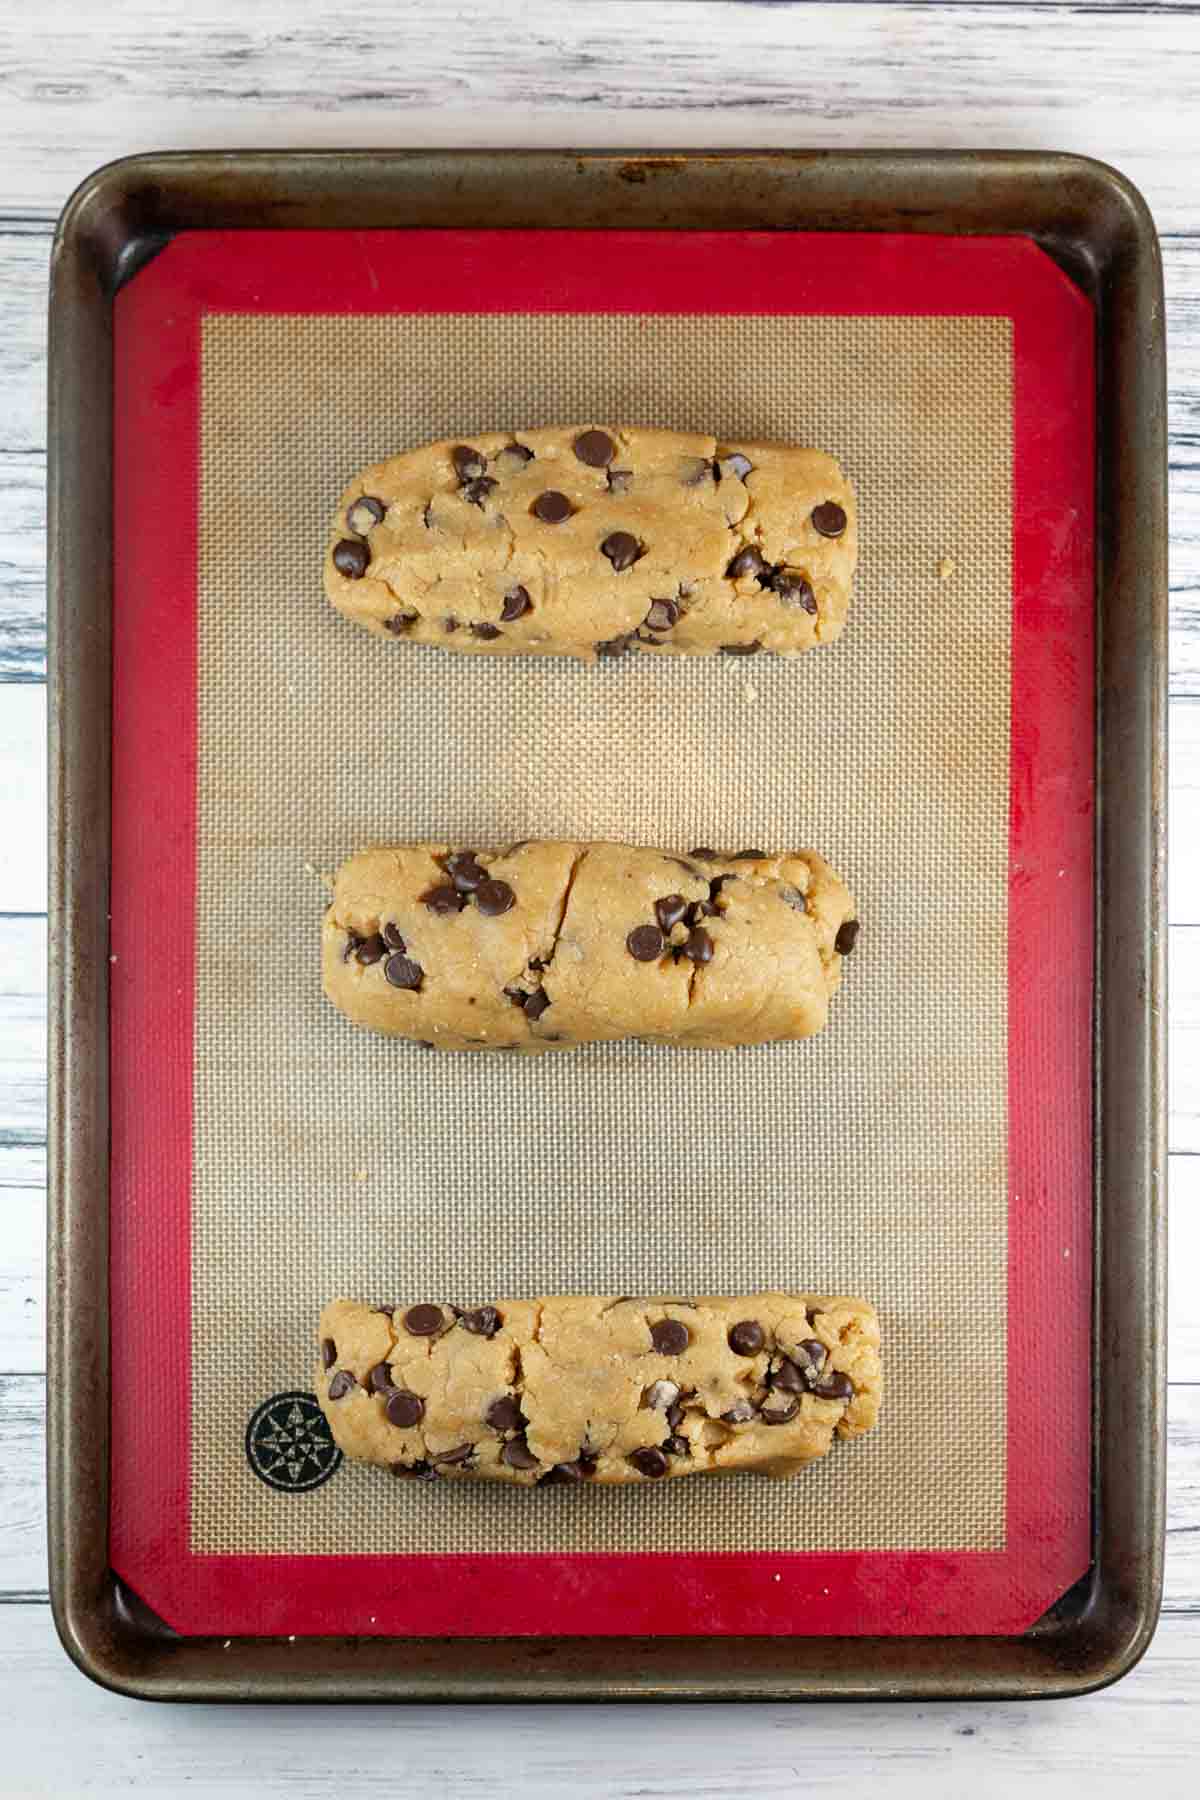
[317,1292,881,1486]
[322,840,860,1051]
[324,426,856,660]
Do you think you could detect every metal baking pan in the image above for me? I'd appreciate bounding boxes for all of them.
[46,149,1166,1701]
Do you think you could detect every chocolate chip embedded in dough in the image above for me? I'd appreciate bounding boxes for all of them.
[725,544,768,581]
[500,585,532,622]
[600,531,643,572]
[628,1447,670,1479]
[382,922,407,950]
[501,1434,540,1471]
[546,1456,596,1482]
[650,1319,690,1356]
[354,932,386,965]
[720,452,753,480]
[596,632,636,658]
[320,1337,337,1370]
[432,1444,474,1466]
[383,612,418,635]
[778,885,807,914]
[471,622,502,640]
[368,1361,395,1393]
[485,1395,527,1433]
[384,954,423,991]
[644,599,679,632]
[385,1389,425,1429]
[327,1371,355,1400]
[732,849,765,861]
[574,428,616,467]
[390,1459,434,1480]
[451,444,487,481]
[606,468,633,495]
[720,1400,755,1424]
[727,1320,764,1356]
[689,847,718,861]
[346,495,386,534]
[664,1435,691,1457]
[523,987,551,1022]
[332,539,370,580]
[771,1357,805,1394]
[770,568,817,614]
[342,931,362,962]
[720,641,762,656]
[666,1401,686,1431]
[495,443,534,474]
[462,476,498,508]
[760,1396,800,1425]
[626,924,665,962]
[835,918,861,955]
[421,882,465,915]
[445,852,487,894]
[403,1304,445,1337]
[476,879,515,917]
[459,1305,502,1338]
[644,1379,681,1412]
[654,894,688,933]
[683,928,714,965]
[811,500,848,538]
[532,490,573,524]
[812,1370,855,1402]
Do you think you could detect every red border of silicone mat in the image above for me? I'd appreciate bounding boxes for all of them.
[109,229,1094,1638]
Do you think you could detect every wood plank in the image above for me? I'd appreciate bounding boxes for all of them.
[0,1598,1199,1789]
[1170,927,1200,1151]
[0,2,1199,231]
[1,1372,1195,1614]
[0,229,48,684]
[0,917,45,1151]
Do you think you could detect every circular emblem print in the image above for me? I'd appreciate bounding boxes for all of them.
[245,1391,342,1492]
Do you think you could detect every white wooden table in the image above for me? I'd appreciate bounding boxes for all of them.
[1,2,1197,1789]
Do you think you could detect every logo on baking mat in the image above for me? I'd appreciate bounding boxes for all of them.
[245,1391,343,1492]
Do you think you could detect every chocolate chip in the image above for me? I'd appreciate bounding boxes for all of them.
[384,612,418,635]
[689,847,718,861]
[332,539,370,580]
[644,599,678,632]
[451,445,486,481]
[460,1305,501,1338]
[596,632,635,658]
[432,1443,474,1466]
[626,924,664,962]
[650,1319,690,1356]
[533,490,572,523]
[606,468,633,494]
[760,1397,800,1425]
[471,622,502,640]
[771,1357,805,1394]
[546,1457,594,1483]
[684,928,714,964]
[485,1395,527,1433]
[443,617,460,633]
[812,1370,855,1402]
[629,1447,670,1479]
[382,922,407,950]
[793,1339,828,1380]
[444,852,485,893]
[524,986,551,1022]
[354,932,386,965]
[372,1305,397,1317]
[346,495,385,534]
[770,568,817,614]
[390,1459,433,1480]
[501,585,532,622]
[720,1400,755,1424]
[645,1379,681,1412]
[812,500,848,538]
[725,546,767,581]
[403,1304,444,1337]
[342,931,362,962]
[386,1389,425,1428]
[664,1435,690,1458]
[476,879,515,916]
[600,531,643,571]
[421,883,465,915]
[369,1361,394,1393]
[327,1370,355,1400]
[732,850,765,861]
[721,452,753,480]
[501,1434,539,1470]
[654,894,688,933]
[666,1402,686,1431]
[385,954,423,991]
[727,1320,764,1356]
[497,442,534,468]
[778,885,807,914]
[574,429,616,467]
[720,641,762,656]
[835,919,861,956]
[462,476,498,508]
[321,1337,337,1369]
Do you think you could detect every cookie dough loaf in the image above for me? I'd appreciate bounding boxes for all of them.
[324,426,856,660]
[322,840,860,1051]
[318,1292,881,1486]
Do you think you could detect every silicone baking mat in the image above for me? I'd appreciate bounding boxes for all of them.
[108,230,1094,1638]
